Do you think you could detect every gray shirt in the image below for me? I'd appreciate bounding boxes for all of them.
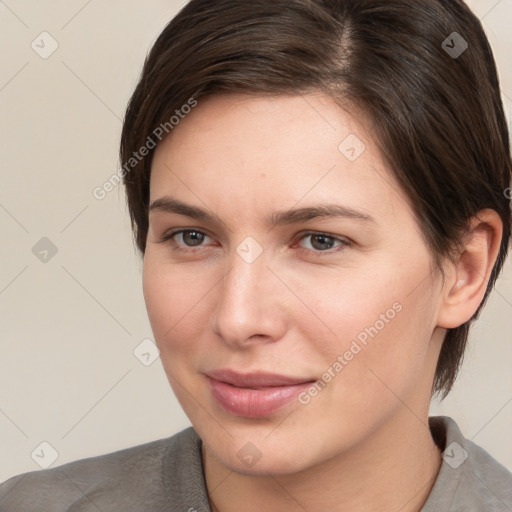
[0,416,511,511]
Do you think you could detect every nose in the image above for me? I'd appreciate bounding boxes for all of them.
[212,246,287,348]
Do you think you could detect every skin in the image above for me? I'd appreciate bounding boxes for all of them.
[143,92,502,512]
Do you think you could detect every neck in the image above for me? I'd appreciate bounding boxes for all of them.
[203,410,442,512]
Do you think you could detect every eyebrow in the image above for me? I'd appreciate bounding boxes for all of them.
[148,196,376,229]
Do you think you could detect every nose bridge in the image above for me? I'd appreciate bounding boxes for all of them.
[212,244,284,346]
[226,254,263,305]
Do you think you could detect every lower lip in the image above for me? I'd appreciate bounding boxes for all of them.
[207,377,312,418]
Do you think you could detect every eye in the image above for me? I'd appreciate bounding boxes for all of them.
[158,229,213,252]
[295,232,350,256]
[157,229,351,257]
[176,230,208,247]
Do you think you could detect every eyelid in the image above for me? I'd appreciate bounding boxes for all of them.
[296,230,350,243]
[157,228,215,247]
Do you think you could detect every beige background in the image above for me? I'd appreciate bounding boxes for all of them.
[0,0,511,483]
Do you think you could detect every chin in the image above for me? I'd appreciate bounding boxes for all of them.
[220,445,314,477]
[198,420,329,477]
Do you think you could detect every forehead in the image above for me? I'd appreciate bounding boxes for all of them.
[155,92,363,155]
[149,93,411,228]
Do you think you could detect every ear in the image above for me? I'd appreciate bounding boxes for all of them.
[437,209,503,329]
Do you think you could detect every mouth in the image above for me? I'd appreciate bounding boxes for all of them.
[205,369,316,418]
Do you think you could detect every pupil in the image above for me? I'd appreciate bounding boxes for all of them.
[184,231,204,246]
[312,235,334,251]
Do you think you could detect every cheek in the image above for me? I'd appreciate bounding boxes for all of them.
[286,257,437,400]
[142,256,217,419]
[142,255,212,357]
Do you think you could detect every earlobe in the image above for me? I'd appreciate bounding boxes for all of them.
[437,209,503,329]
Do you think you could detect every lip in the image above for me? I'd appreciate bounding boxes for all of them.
[206,369,315,418]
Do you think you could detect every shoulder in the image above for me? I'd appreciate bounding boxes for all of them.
[460,435,512,508]
[0,427,202,512]
[424,416,512,511]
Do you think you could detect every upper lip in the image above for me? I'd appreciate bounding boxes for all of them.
[206,369,315,388]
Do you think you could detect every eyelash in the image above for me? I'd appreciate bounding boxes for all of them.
[157,229,351,257]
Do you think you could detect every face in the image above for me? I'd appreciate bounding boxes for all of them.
[143,92,446,475]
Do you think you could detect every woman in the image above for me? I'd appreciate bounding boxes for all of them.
[1,0,511,510]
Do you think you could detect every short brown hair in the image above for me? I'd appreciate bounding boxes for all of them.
[120,0,512,397]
